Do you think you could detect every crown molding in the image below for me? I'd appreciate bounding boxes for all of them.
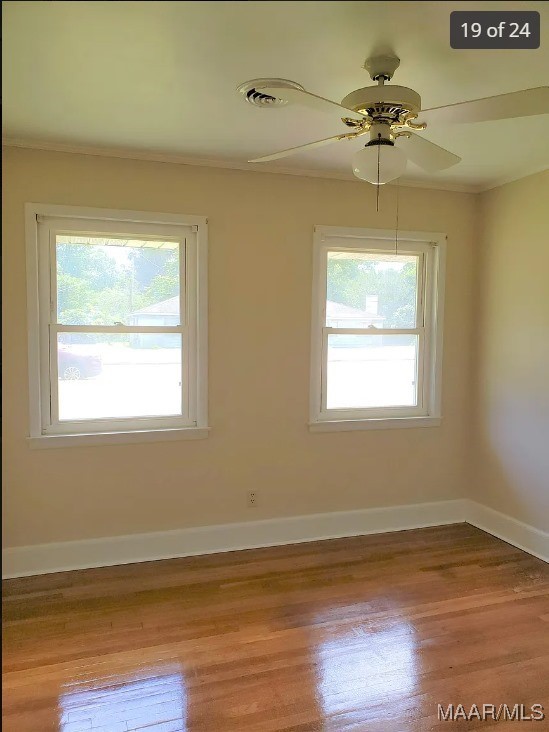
[388,177,480,194]
[477,163,549,193]
[2,136,480,194]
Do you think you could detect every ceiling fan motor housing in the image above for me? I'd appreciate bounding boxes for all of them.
[341,85,422,124]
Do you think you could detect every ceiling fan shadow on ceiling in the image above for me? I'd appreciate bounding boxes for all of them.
[238,55,549,185]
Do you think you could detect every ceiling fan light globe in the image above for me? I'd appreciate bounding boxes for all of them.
[352,144,407,185]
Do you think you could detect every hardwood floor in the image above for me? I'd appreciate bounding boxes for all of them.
[2,524,549,731]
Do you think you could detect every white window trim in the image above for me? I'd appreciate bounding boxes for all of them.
[25,203,209,447]
[309,225,446,432]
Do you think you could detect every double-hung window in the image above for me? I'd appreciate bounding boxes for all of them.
[26,205,208,446]
[310,226,445,431]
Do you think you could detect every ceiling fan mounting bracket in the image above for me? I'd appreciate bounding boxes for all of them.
[401,114,427,130]
[342,116,370,128]
[364,55,401,82]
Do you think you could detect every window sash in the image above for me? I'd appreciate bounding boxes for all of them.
[47,325,189,433]
[324,327,422,336]
[36,214,198,435]
[325,249,425,330]
[48,226,186,327]
[310,227,444,424]
[320,327,426,419]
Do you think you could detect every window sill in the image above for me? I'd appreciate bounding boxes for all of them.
[309,417,441,433]
[28,427,210,449]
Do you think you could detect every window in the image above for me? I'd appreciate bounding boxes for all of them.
[310,226,445,431]
[26,205,208,446]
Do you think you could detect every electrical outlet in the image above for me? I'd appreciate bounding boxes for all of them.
[247,491,257,507]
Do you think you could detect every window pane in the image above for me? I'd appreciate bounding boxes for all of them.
[57,333,182,421]
[326,334,418,409]
[326,251,419,329]
[56,235,181,326]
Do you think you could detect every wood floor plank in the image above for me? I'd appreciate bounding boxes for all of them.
[3,524,549,730]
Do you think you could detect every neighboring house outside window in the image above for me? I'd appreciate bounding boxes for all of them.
[129,295,181,348]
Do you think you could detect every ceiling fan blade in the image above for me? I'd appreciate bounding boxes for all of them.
[420,86,549,125]
[249,133,355,163]
[397,132,461,172]
[260,86,365,121]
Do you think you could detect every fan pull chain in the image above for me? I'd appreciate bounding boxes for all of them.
[395,177,400,256]
[376,133,381,212]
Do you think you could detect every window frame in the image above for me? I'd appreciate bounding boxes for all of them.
[26,204,208,447]
[309,226,446,432]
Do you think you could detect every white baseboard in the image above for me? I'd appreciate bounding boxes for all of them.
[2,499,467,578]
[465,500,549,563]
[3,499,546,579]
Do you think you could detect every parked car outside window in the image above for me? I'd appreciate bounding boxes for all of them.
[58,346,102,380]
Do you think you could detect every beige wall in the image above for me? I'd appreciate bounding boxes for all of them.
[475,170,549,532]
[2,147,477,548]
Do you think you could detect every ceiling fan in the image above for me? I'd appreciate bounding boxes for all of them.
[239,55,549,185]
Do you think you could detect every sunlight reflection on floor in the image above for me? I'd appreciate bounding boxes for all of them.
[59,667,186,732]
[316,619,419,719]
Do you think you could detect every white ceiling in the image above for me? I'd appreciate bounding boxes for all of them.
[3,0,549,190]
